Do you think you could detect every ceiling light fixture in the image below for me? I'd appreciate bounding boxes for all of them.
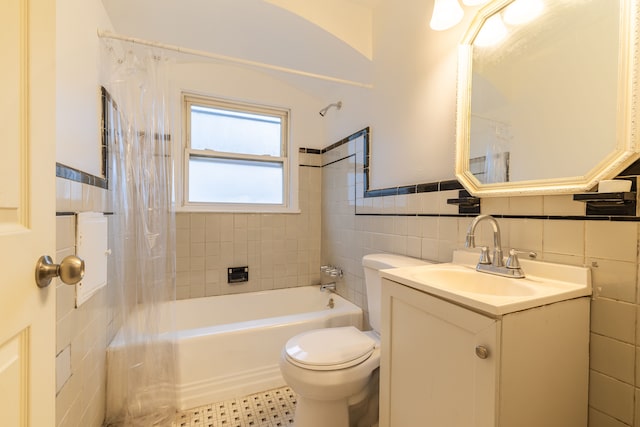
[473,14,508,46]
[429,0,490,31]
[430,0,465,31]
[462,0,489,5]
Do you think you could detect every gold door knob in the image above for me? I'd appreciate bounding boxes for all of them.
[35,255,85,288]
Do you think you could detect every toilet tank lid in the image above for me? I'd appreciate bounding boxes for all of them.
[362,253,431,270]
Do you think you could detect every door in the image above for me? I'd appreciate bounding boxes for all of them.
[380,279,499,427]
[0,0,57,425]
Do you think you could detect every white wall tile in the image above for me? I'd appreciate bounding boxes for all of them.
[508,218,543,254]
[589,259,637,303]
[589,371,634,425]
[591,298,636,344]
[56,346,72,394]
[542,252,585,266]
[406,237,422,258]
[56,216,76,253]
[480,197,509,215]
[421,217,438,239]
[419,192,439,214]
[438,190,459,215]
[56,178,72,212]
[590,333,635,384]
[543,220,584,256]
[586,222,638,263]
[589,407,629,427]
[543,194,585,216]
[508,195,543,215]
[56,177,111,427]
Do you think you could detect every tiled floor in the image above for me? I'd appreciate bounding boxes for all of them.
[172,386,296,427]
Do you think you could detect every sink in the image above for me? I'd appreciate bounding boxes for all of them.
[380,250,591,316]
[413,264,536,297]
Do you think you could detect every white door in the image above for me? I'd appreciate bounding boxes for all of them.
[0,0,57,425]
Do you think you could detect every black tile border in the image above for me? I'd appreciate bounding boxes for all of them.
[311,127,640,222]
[55,87,112,190]
[56,163,108,189]
[359,128,467,198]
[57,211,113,216]
[348,211,640,222]
[299,148,322,155]
[300,128,465,198]
[100,86,111,182]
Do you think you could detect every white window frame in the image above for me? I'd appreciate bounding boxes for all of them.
[179,93,298,213]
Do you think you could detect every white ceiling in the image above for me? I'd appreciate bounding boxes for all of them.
[101,0,374,89]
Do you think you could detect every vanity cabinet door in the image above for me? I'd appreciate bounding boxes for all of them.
[380,279,499,427]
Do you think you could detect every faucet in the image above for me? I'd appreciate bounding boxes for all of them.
[465,214,504,267]
[320,265,343,278]
[465,215,525,278]
[320,282,336,292]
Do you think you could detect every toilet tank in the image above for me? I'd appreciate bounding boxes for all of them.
[362,254,432,332]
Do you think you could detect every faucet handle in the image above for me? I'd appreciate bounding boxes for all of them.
[509,249,538,259]
[479,246,491,264]
[505,249,521,269]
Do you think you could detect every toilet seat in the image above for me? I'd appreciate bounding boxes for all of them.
[285,326,376,371]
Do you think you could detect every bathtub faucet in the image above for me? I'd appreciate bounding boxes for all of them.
[320,265,343,278]
[320,283,336,293]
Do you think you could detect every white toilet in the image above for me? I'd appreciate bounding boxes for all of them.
[279,254,430,427]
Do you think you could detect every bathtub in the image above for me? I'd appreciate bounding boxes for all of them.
[107,285,363,411]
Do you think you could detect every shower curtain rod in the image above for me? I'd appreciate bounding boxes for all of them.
[98,30,374,89]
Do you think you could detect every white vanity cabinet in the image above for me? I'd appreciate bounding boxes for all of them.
[379,278,589,427]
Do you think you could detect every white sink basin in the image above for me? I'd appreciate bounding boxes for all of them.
[380,250,591,316]
[412,264,536,297]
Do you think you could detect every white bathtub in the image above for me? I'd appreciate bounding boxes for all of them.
[107,285,363,411]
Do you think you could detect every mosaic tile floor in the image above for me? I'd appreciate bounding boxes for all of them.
[172,386,296,427]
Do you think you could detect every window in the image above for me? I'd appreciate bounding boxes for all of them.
[182,94,292,211]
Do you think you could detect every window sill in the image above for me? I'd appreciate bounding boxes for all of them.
[175,203,301,214]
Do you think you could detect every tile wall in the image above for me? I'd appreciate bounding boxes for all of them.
[174,152,322,299]
[52,127,640,426]
[55,175,117,427]
[321,131,640,427]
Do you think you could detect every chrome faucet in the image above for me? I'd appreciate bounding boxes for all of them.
[465,215,504,267]
[320,282,336,292]
[320,265,343,278]
[465,215,525,278]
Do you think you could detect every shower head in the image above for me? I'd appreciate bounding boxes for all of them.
[319,101,343,117]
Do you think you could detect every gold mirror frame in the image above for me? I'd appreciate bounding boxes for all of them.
[455,0,640,197]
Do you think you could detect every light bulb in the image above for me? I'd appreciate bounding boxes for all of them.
[462,0,490,6]
[430,0,464,31]
[503,0,544,25]
[474,14,508,47]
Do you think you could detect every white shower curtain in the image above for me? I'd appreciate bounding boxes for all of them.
[102,41,177,426]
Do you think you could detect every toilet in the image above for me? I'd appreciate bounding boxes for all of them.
[279,254,430,427]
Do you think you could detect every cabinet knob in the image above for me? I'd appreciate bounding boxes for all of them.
[475,345,490,359]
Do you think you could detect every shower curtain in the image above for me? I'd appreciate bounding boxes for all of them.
[102,41,177,426]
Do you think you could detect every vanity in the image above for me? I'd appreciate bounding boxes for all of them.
[378,250,591,427]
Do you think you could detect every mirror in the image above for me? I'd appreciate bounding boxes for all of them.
[456,0,640,196]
